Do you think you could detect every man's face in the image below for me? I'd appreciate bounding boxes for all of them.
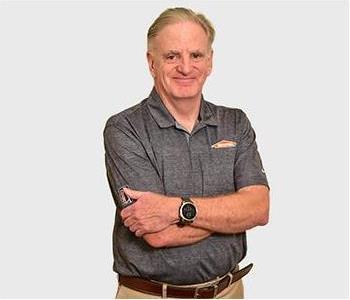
[147,21,213,101]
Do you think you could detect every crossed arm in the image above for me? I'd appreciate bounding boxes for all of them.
[104,115,269,249]
[120,185,269,248]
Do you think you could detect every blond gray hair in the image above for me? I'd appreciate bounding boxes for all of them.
[147,7,215,50]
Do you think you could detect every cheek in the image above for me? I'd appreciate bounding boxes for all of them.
[205,64,212,76]
[203,59,212,76]
[205,63,212,75]
[198,68,210,81]
[196,62,211,78]
[154,68,174,89]
[161,68,175,82]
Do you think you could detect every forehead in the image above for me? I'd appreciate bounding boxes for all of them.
[153,21,209,52]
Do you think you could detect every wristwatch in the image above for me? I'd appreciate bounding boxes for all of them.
[178,197,197,226]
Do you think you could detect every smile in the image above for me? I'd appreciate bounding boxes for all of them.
[173,78,196,85]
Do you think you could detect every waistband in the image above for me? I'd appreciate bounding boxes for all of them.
[118,263,253,298]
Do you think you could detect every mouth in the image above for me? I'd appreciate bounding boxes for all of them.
[173,77,196,86]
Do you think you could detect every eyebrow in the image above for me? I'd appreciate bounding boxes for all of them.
[163,49,206,56]
[163,50,181,56]
[191,49,205,54]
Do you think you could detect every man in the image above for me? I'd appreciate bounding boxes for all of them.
[104,7,269,299]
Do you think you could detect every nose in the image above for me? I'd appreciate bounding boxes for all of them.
[176,56,192,75]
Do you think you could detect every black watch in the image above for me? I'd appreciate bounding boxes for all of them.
[178,197,197,226]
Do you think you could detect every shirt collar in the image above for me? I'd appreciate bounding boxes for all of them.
[147,87,218,129]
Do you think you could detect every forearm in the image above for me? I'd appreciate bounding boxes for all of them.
[122,185,269,237]
[143,225,212,248]
[192,185,269,234]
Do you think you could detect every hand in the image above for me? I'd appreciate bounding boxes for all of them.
[120,187,180,237]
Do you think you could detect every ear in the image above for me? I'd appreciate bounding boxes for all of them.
[147,51,156,78]
[206,49,213,76]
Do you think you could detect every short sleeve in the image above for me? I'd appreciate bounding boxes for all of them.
[234,110,269,191]
[103,119,164,209]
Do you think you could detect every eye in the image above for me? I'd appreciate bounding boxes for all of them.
[167,55,176,60]
[191,52,204,61]
[164,53,179,63]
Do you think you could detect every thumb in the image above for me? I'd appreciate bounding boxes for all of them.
[123,187,143,199]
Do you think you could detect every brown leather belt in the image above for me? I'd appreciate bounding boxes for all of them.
[119,263,253,298]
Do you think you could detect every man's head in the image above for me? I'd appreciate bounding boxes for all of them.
[147,7,215,51]
[146,7,215,102]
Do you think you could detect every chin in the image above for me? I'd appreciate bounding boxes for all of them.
[173,92,197,100]
[171,87,200,100]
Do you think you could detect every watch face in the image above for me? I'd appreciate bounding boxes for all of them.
[182,203,196,220]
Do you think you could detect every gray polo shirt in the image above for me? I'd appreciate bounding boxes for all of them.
[103,88,268,285]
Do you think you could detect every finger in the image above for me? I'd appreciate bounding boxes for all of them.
[135,229,144,237]
[123,187,143,199]
[129,223,138,233]
[123,216,135,227]
[120,206,133,220]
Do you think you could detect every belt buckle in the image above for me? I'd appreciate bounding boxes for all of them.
[194,283,219,299]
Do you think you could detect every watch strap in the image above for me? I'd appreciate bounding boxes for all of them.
[181,196,193,204]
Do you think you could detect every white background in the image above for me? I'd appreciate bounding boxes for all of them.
[0,0,348,298]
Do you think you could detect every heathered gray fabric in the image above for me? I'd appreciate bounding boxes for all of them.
[175,121,193,143]
[103,88,269,285]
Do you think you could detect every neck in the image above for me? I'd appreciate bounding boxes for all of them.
[155,87,201,133]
